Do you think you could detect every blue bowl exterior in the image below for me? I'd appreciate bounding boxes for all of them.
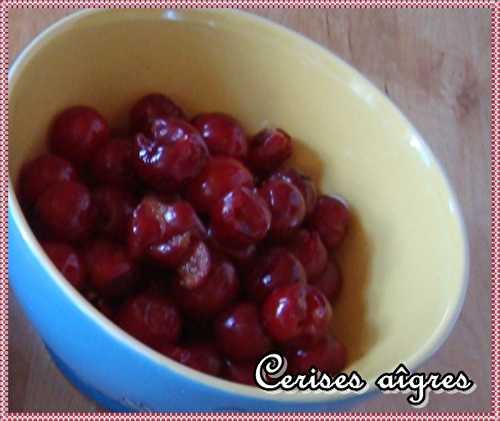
[9,207,374,412]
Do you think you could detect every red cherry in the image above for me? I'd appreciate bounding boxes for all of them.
[310,260,343,304]
[50,106,110,168]
[245,248,306,302]
[185,156,254,213]
[221,244,257,267]
[144,191,181,204]
[41,241,86,290]
[308,195,350,249]
[130,94,185,133]
[207,229,257,266]
[191,112,248,159]
[261,284,332,346]
[160,343,222,376]
[90,137,137,189]
[117,290,182,349]
[35,181,95,242]
[211,186,271,248]
[262,283,305,343]
[248,128,292,174]
[171,258,239,317]
[223,359,257,386]
[176,240,212,289]
[158,199,206,241]
[272,169,317,215]
[133,118,208,192]
[259,178,306,240]
[92,187,136,241]
[285,336,347,375]
[286,229,327,278]
[84,240,137,297]
[19,154,77,207]
[128,196,167,258]
[128,196,206,267]
[296,286,333,347]
[215,302,272,361]
[148,232,193,268]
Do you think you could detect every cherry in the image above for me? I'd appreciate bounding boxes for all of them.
[50,106,110,168]
[272,169,317,215]
[90,137,137,189]
[211,186,271,248]
[310,260,343,304]
[185,156,254,213]
[133,118,208,192]
[245,248,306,302]
[171,258,239,317]
[294,287,333,348]
[308,195,350,250]
[117,290,182,349]
[261,284,332,346]
[84,240,137,298]
[176,240,212,289]
[41,241,86,290]
[223,359,257,386]
[19,154,77,207]
[160,343,222,376]
[144,191,181,204]
[130,94,185,133]
[35,181,95,242]
[215,302,272,361]
[248,128,292,174]
[192,113,248,159]
[221,244,257,267]
[129,196,206,267]
[148,232,193,268]
[129,196,166,259]
[285,336,347,375]
[92,187,135,241]
[286,229,327,278]
[158,199,206,242]
[259,178,306,240]
[207,229,257,266]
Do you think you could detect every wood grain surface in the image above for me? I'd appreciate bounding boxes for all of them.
[8,8,491,413]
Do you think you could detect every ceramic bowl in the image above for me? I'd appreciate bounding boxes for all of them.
[8,9,468,411]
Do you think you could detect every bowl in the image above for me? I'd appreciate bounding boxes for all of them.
[8,9,469,411]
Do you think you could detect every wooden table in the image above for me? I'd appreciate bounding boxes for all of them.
[8,8,491,412]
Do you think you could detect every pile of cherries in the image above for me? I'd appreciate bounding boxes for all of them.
[19,94,350,385]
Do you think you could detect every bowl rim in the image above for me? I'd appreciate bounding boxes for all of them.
[8,8,470,404]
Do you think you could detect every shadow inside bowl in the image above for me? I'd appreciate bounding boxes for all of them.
[332,211,377,367]
[287,137,325,186]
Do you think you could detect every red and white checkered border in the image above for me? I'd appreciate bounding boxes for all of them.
[1,0,497,419]
[1,0,497,7]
